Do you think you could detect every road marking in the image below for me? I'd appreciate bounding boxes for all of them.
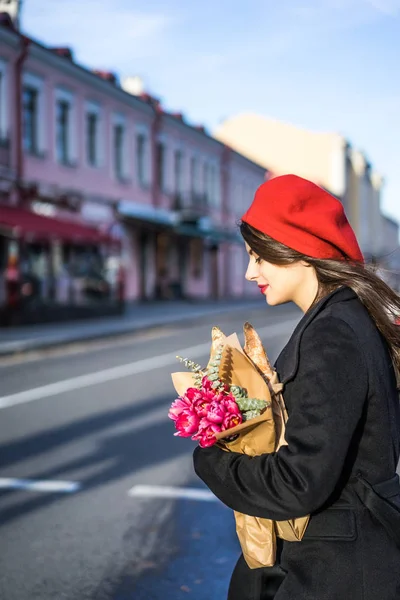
[0,342,212,410]
[0,478,81,493]
[128,484,217,502]
[0,319,298,411]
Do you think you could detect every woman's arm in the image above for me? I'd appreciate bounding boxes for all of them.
[193,317,368,521]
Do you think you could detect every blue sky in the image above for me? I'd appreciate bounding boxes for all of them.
[23,0,400,224]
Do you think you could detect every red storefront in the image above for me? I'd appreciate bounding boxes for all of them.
[0,204,123,326]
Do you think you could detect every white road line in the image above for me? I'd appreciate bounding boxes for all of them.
[0,319,298,411]
[0,478,81,493]
[0,342,211,411]
[128,484,217,502]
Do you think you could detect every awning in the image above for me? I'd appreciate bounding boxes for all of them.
[176,223,242,244]
[118,200,179,227]
[0,204,119,245]
[117,200,242,243]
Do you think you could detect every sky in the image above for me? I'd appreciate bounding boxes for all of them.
[22,0,400,224]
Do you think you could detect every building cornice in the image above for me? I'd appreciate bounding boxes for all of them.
[28,43,153,116]
[161,115,266,174]
[0,24,269,176]
[0,26,20,49]
[0,26,154,117]
[228,147,267,174]
[162,113,223,153]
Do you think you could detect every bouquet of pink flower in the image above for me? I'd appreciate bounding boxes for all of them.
[169,330,270,448]
[169,323,309,570]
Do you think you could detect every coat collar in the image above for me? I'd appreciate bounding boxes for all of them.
[276,286,358,385]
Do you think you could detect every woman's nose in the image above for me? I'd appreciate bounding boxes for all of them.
[245,260,258,282]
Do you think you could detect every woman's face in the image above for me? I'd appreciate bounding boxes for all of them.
[244,243,318,311]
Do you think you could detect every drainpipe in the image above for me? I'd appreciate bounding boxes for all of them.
[15,35,31,205]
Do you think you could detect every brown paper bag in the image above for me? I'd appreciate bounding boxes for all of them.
[171,323,309,569]
[214,409,278,568]
[241,324,309,543]
[214,324,309,568]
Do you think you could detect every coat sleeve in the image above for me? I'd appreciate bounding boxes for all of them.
[193,317,368,520]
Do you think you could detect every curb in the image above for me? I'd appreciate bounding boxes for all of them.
[0,301,263,358]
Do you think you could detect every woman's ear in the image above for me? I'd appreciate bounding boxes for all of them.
[300,260,312,268]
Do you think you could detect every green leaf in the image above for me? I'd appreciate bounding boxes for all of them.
[243,409,260,421]
[236,397,269,411]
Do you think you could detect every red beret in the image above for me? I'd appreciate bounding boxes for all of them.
[242,174,364,263]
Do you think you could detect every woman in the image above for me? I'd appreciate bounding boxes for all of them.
[193,174,400,600]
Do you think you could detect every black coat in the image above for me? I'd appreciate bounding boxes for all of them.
[193,287,400,600]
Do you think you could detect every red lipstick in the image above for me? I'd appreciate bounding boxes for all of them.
[258,284,269,294]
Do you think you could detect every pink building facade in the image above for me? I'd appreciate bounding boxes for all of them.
[0,20,266,323]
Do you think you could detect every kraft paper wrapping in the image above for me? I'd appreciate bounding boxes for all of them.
[171,324,309,569]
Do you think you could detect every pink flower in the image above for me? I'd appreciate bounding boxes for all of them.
[199,435,218,448]
[186,387,203,401]
[201,386,219,402]
[222,395,241,415]
[192,417,211,438]
[192,396,212,418]
[174,409,200,437]
[201,376,214,392]
[206,400,227,424]
[168,396,193,421]
[197,421,222,448]
[202,376,229,395]
[222,412,243,431]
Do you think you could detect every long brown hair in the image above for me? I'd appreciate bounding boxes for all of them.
[240,221,400,373]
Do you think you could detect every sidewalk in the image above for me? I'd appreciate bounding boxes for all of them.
[0,298,262,357]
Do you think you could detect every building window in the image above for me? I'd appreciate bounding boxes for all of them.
[86,112,98,167]
[203,162,209,205]
[136,132,146,187]
[56,99,70,164]
[0,59,8,143]
[85,101,102,168]
[156,141,166,191]
[23,86,39,154]
[112,113,128,181]
[23,72,46,157]
[209,165,218,207]
[174,149,183,195]
[113,123,124,180]
[190,156,198,195]
[0,71,3,140]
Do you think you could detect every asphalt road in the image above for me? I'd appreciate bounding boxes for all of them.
[0,302,301,600]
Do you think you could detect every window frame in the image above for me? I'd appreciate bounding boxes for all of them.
[0,57,8,142]
[54,87,77,167]
[174,148,183,196]
[85,100,102,169]
[22,71,46,157]
[156,140,167,192]
[135,123,150,189]
[22,86,39,154]
[111,112,129,182]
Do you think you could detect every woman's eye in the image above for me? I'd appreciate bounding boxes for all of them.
[255,257,262,264]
